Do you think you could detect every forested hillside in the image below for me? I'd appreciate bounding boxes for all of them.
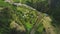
[0,0,60,34]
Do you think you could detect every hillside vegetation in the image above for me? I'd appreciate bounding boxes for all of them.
[0,0,60,34]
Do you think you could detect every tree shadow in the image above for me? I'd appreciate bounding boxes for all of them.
[10,28,26,34]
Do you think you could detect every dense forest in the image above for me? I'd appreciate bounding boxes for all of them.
[0,0,60,34]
